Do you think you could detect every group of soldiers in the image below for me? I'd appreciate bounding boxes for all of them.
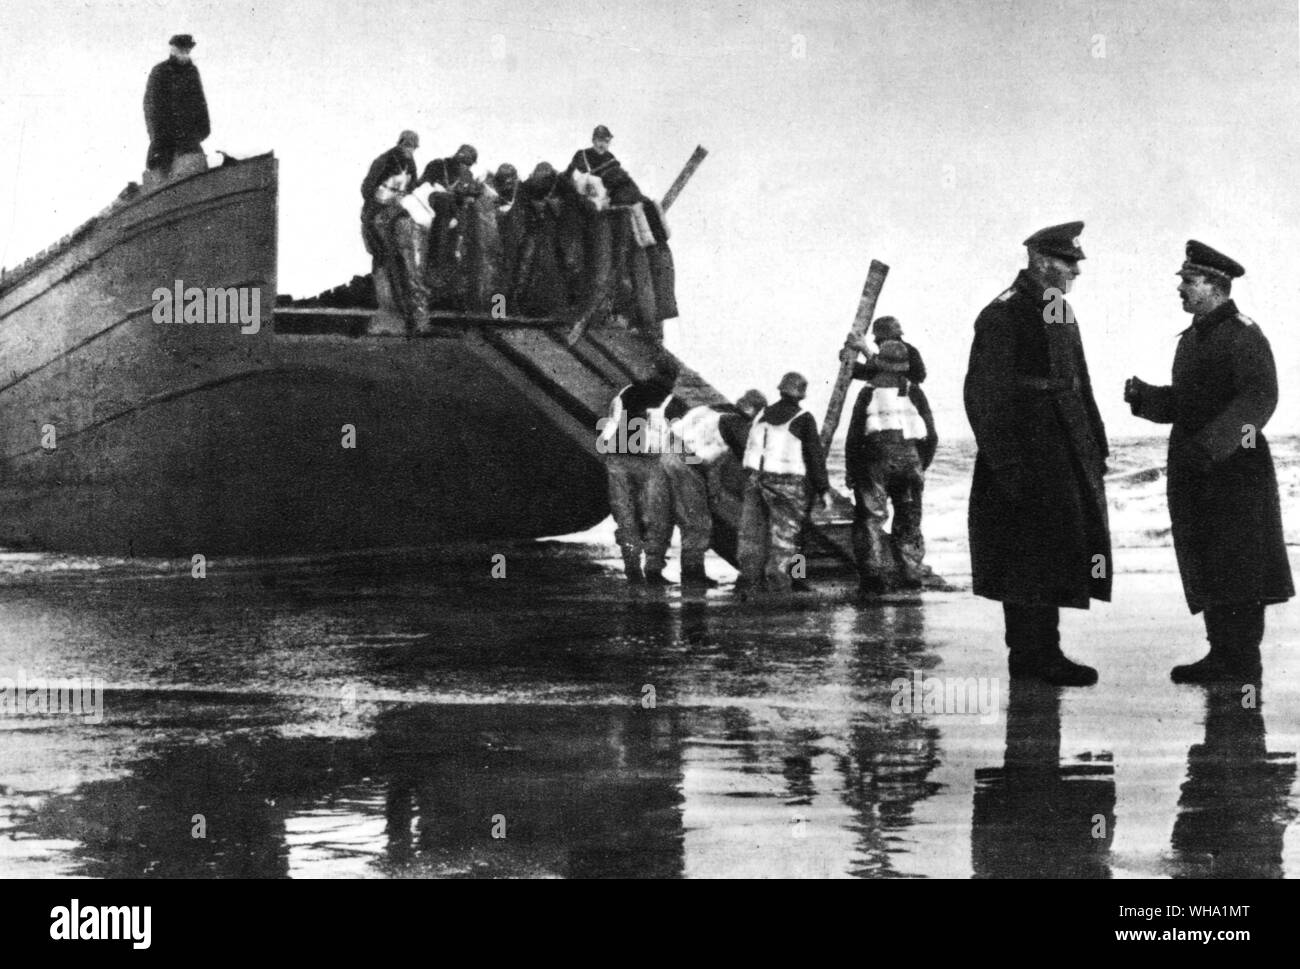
[604,221,1294,693]
[136,32,676,336]
[599,319,938,599]
[360,126,677,334]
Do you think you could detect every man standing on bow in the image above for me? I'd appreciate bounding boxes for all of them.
[1125,241,1293,684]
[143,34,210,186]
[964,222,1112,686]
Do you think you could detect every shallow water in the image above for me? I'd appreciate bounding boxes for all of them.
[0,543,1296,878]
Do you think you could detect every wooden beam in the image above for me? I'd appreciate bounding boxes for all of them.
[661,145,708,212]
[819,260,890,453]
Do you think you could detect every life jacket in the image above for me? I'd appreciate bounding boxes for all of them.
[400,189,434,229]
[374,169,411,205]
[488,181,517,214]
[600,384,673,455]
[863,387,928,439]
[674,405,729,464]
[743,408,807,475]
[573,150,612,211]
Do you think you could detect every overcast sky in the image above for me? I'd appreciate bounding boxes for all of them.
[2,0,1298,440]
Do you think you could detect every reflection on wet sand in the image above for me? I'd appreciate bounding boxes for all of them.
[0,546,1297,878]
[12,704,689,879]
[973,680,1116,878]
[1170,685,1297,879]
[679,604,941,878]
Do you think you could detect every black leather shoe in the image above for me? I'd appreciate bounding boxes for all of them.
[644,570,673,588]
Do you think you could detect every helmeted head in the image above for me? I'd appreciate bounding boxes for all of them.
[735,389,768,418]
[1024,221,1085,294]
[493,163,518,191]
[648,353,680,388]
[871,341,911,390]
[871,315,903,342]
[397,129,420,155]
[777,372,808,400]
[592,124,613,154]
[169,33,196,61]
[1177,239,1242,314]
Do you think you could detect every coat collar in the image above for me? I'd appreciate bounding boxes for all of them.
[1012,269,1047,301]
[1183,298,1238,336]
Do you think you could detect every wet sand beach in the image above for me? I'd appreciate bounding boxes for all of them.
[0,540,1295,878]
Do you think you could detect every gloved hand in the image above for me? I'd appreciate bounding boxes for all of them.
[1123,376,1150,415]
[844,333,874,356]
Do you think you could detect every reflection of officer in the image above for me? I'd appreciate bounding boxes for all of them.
[1171,685,1297,878]
[972,679,1115,878]
[964,222,1112,687]
[1126,242,1294,685]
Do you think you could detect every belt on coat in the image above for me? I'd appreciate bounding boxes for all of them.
[1017,375,1079,392]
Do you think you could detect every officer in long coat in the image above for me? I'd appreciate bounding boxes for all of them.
[1125,241,1293,684]
[964,222,1112,686]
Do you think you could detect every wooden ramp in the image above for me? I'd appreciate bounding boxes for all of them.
[461,320,858,574]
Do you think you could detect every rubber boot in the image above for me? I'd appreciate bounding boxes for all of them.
[857,574,888,599]
[681,554,718,589]
[644,547,673,587]
[620,546,644,584]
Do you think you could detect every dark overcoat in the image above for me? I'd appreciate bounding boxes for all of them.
[965,271,1112,608]
[1133,300,1293,613]
[143,56,210,166]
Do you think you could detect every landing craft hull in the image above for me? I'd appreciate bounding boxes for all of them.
[0,153,862,570]
[0,155,611,555]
